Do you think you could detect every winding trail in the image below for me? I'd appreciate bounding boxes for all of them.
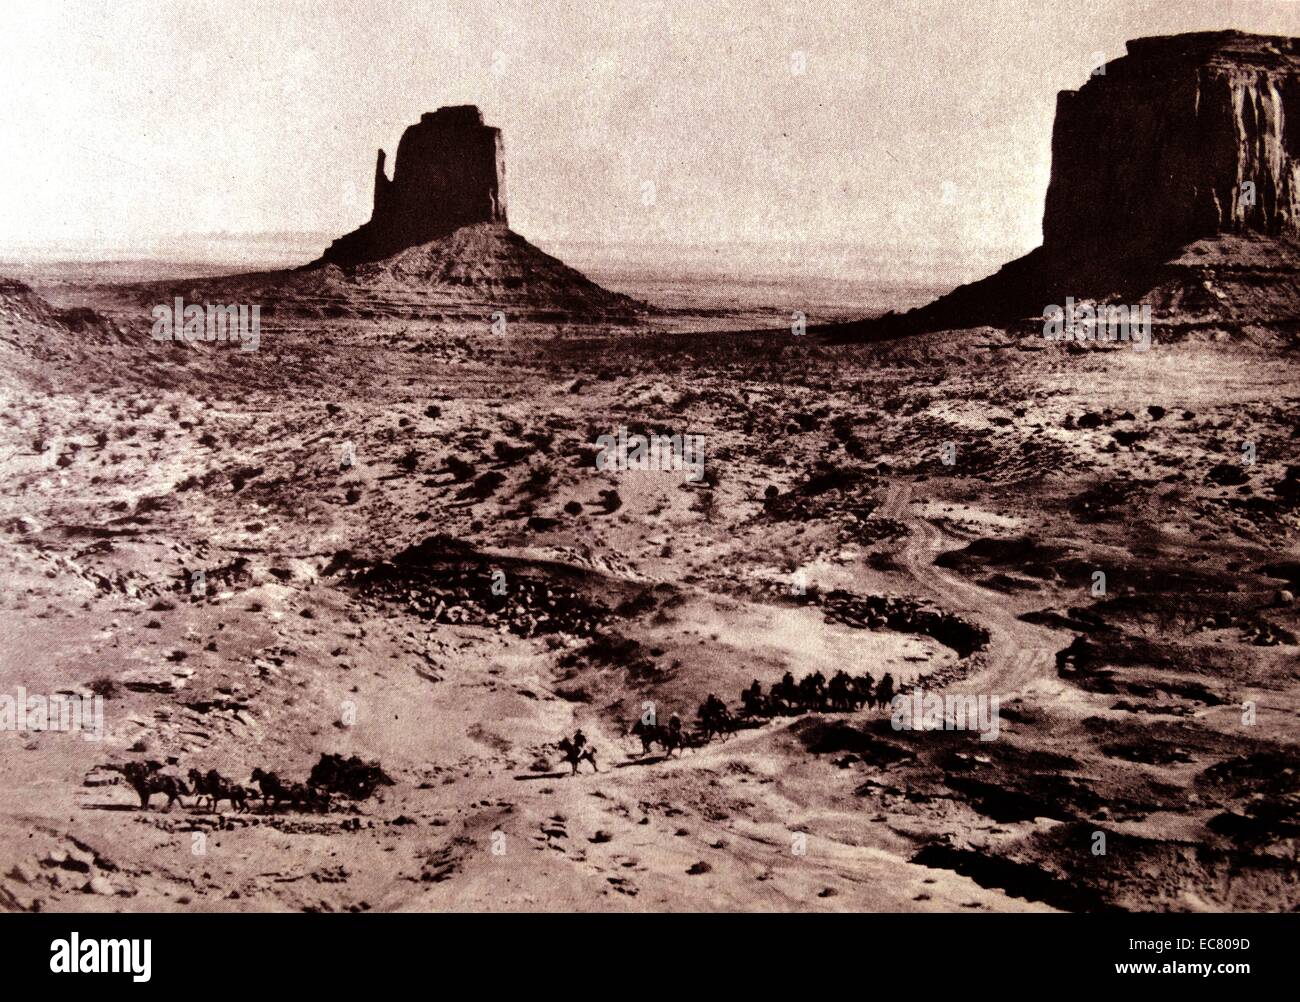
[881,480,1070,702]
[588,478,1075,773]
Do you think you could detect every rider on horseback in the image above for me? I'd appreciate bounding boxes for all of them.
[559,728,598,774]
[698,693,733,740]
[876,672,896,709]
[772,671,797,713]
[855,672,876,708]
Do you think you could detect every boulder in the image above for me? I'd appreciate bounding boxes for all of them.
[83,875,115,896]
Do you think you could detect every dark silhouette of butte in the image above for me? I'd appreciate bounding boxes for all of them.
[323,105,507,266]
[305,104,640,317]
[829,31,1300,341]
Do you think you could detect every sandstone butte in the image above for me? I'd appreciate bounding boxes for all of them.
[829,30,1300,339]
[321,105,509,267]
[294,104,643,319]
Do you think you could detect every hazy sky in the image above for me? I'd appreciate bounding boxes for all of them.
[1,0,1296,264]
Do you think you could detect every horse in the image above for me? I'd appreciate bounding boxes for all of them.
[698,711,735,743]
[629,720,684,758]
[250,768,328,811]
[772,673,800,714]
[557,737,598,774]
[875,673,896,710]
[118,761,188,811]
[739,685,770,720]
[188,768,249,812]
[853,674,877,710]
[697,696,736,742]
[797,672,827,712]
[827,672,855,712]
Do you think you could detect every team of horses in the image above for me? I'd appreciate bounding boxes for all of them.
[620,669,899,761]
[118,674,900,796]
[740,669,896,718]
[111,761,331,813]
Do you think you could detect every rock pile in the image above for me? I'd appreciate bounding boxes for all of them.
[820,589,991,659]
[346,537,610,639]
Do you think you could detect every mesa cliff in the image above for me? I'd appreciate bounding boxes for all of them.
[1044,31,1299,259]
[131,105,643,322]
[294,105,641,320]
[322,106,508,267]
[832,31,1300,339]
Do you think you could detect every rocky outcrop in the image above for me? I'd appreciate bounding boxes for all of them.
[322,106,508,267]
[820,590,990,659]
[144,222,644,323]
[0,277,126,358]
[290,105,643,320]
[1043,32,1300,261]
[830,31,1300,339]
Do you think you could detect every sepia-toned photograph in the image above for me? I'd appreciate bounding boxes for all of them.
[0,0,1296,984]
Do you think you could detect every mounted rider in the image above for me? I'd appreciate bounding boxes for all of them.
[876,672,896,708]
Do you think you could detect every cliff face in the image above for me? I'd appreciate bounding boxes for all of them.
[322,106,508,267]
[1043,32,1300,262]
[290,105,641,318]
[831,31,1300,339]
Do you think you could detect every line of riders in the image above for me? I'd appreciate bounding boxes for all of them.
[560,669,898,771]
[111,760,332,813]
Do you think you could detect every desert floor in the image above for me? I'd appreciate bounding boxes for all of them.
[1,276,1297,912]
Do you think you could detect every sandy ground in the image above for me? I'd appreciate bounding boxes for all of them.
[0,271,1297,912]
